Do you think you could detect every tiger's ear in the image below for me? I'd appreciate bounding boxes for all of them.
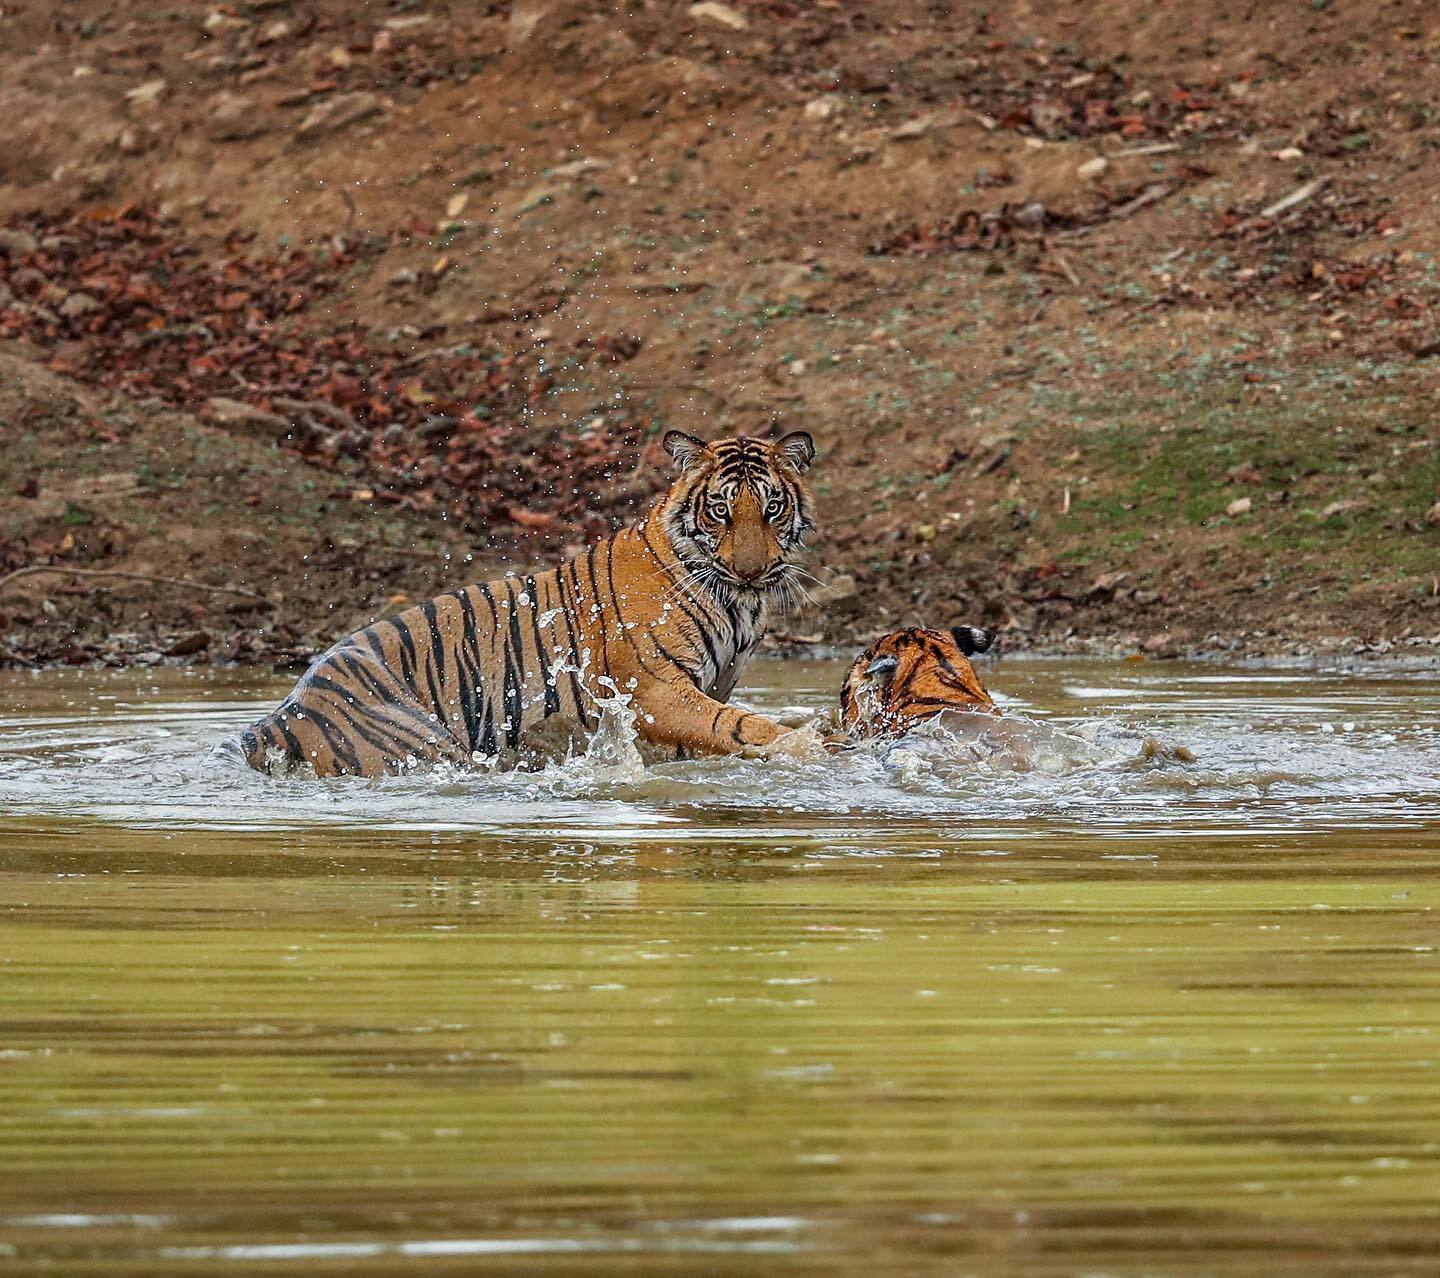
[662,430,711,473]
[773,431,816,474]
[951,626,997,656]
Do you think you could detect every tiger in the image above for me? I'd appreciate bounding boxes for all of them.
[839,625,999,740]
[236,430,822,778]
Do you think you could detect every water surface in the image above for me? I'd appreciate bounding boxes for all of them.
[2,657,1438,1275]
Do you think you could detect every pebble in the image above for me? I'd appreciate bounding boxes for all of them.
[0,229,39,256]
[689,2,748,30]
[207,93,273,141]
[805,96,842,121]
[59,292,101,318]
[296,92,383,140]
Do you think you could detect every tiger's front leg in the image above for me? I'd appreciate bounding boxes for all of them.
[630,677,815,760]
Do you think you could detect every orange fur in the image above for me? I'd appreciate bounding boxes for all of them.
[840,626,998,739]
[238,431,819,777]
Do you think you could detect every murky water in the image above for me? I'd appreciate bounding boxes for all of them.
[2,657,1439,1276]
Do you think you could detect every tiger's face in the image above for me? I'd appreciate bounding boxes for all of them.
[659,430,817,599]
[840,625,999,739]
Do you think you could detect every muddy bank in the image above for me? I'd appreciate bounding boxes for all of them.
[3,1,1439,671]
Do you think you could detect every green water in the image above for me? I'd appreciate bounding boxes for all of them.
[2,659,1439,1274]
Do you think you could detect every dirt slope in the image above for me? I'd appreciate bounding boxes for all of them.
[2,0,1439,668]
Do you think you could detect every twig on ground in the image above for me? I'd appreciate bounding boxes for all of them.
[1058,183,1173,241]
[1260,175,1331,221]
[0,565,275,606]
[1052,252,1081,288]
[335,184,358,229]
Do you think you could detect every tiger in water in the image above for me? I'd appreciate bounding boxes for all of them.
[238,430,821,777]
[839,625,999,739]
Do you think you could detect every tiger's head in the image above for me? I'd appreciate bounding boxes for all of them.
[658,430,817,601]
[840,625,999,739]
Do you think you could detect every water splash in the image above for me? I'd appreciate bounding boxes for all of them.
[2,659,1439,838]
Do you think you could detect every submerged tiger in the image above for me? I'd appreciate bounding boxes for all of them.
[840,625,999,739]
[238,430,821,777]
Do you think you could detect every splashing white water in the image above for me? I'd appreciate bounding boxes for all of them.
[1,658,1438,839]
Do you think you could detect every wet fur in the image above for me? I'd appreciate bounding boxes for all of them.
[840,626,998,740]
[238,432,817,777]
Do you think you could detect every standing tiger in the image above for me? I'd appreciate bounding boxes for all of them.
[237,430,821,777]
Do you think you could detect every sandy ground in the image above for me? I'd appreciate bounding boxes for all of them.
[2,0,1439,670]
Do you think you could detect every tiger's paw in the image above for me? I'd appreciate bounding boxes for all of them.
[741,724,835,762]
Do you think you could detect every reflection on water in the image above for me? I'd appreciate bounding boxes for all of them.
[1,657,1439,1275]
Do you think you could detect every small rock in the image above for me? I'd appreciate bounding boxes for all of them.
[207,93,273,141]
[1086,570,1128,599]
[1425,499,1440,526]
[805,95,843,121]
[125,78,167,106]
[1319,499,1372,521]
[446,192,469,219]
[165,630,211,657]
[296,92,383,139]
[546,157,609,180]
[892,115,933,141]
[1273,146,1304,161]
[1011,202,1047,230]
[59,292,101,318]
[1077,156,1109,180]
[0,229,39,256]
[204,10,248,32]
[1226,497,1252,517]
[688,2,748,30]
[1029,99,1067,137]
[388,268,419,288]
[203,397,292,442]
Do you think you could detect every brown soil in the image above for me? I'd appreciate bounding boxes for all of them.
[3,0,1439,671]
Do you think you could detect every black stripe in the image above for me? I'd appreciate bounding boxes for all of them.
[653,635,702,688]
[296,703,365,775]
[307,672,433,754]
[475,581,501,630]
[420,599,450,720]
[603,536,669,680]
[550,568,592,730]
[331,648,409,705]
[524,575,561,717]
[502,579,526,749]
[270,712,308,767]
[391,617,419,689]
[453,589,485,750]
